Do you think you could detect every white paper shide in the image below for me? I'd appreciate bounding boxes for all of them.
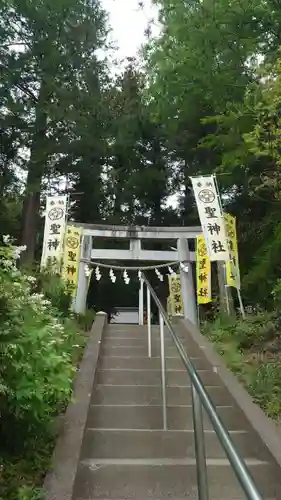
[41,195,67,268]
[190,176,229,261]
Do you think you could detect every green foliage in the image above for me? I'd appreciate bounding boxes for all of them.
[3,0,281,492]
[0,0,110,262]
[0,434,54,500]
[247,362,281,419]
[205,311,278,350]
[74,310,96,332]
[144,1,281,304]
[243,57,281,170]
[73,63,177,227]
[204,312,281,419]
[0,242,84,448]
[272,278,281,304]
[0,241,87,498]
[34,267,73,317]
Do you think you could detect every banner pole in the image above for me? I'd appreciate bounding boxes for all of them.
[60,194,70,275]
[237,288,246,319]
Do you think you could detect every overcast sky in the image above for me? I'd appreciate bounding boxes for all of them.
[101,0,159,63]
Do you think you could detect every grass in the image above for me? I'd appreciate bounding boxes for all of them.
[203,312,281,421]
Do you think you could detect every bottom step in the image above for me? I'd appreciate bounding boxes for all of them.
[72,462,281,499]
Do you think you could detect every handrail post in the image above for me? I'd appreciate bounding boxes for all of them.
[159,311,167,430]
[139,278,144,325]
[191,384,209,500]
[147,286,152,358]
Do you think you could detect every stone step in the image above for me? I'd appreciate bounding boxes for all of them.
[107,324,145,330]
[98,355,209,370]
[104,336,192,344]
[106,325,188,333]
[105,328,194,341]
[95,368,220,386]
[105,328,154,337]
[80,429,273,462]
[106,325,163,332]
[91,384,233,406]
[72,461,280,499]
[102,335,198,346]
[87,405,250,431]
[101,340,200,354]
[102,342,176,352]
[100,344,203,357]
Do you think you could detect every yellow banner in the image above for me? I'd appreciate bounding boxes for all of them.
[168,275,184,315]
[196,235,212,304]
[225,213,240,289]
[62,226,82,295]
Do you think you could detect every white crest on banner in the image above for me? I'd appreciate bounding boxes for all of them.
[41,195,67,269]
[190,175,229,261]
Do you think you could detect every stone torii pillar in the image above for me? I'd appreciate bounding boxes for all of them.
[177,238,197,325]
[74,234,92,314]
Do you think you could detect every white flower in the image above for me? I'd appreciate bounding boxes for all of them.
[26,276,37,284]
[13,245,27,259]
[3,259,13,268]
[31,293,45,300]
[3,235,10,244]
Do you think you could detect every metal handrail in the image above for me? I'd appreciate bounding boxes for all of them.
[141,273,263,500]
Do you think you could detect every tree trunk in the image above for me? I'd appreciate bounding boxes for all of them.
[21,186,41,264]
[20,82,48,265]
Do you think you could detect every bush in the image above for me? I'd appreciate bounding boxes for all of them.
[0,241,84,449]
[0,434,54,500]
[34,267,73,316]
[204,311,277,351]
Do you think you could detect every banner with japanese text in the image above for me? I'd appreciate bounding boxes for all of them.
[225,213,240,289]
[196,235,212,304]
[62,226,82,295]
[41,195,67,269]
[190,176,229,261]
[168,274,184,315]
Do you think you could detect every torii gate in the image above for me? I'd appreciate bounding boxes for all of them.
[72,223,202,324]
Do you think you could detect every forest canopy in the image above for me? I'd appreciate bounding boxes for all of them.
[1,0,281,305]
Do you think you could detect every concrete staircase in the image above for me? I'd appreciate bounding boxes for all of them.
[71,324,281,499]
